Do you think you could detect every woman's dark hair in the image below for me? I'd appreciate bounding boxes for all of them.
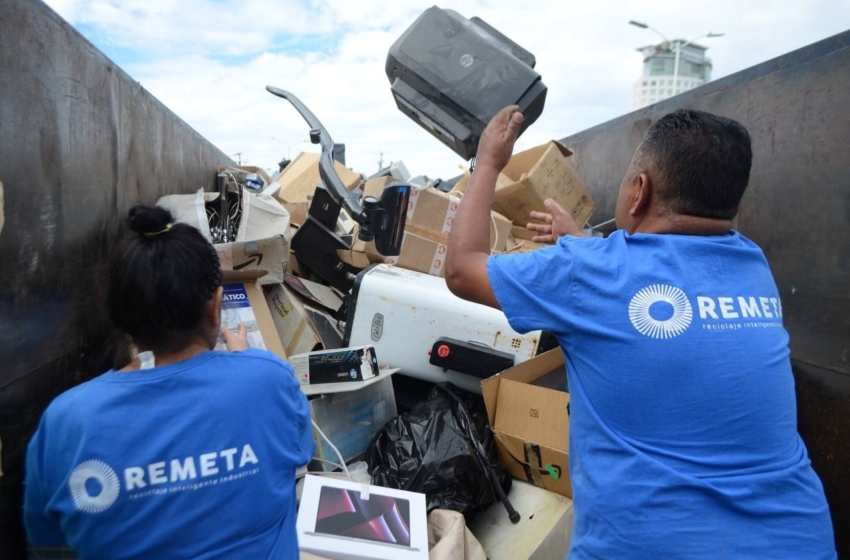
[108,205,221,355]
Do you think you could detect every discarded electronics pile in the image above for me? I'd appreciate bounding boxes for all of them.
[159,7,599,559]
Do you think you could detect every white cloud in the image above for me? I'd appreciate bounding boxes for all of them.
[45,0,850,180]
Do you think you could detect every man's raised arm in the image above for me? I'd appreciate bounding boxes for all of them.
[445,106,524,308]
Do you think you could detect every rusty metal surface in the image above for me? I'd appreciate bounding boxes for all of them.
[560,31,850,556]
[0,0,232,556]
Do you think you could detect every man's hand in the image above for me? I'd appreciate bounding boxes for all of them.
[527,199,584,243]
[222,324,249,352]
[476,106,525,172]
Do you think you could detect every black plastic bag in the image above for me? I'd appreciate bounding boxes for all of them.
[366,384,514,522]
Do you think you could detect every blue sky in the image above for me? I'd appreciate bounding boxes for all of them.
[45,0,850,179]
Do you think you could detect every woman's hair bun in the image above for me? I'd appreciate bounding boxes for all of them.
[128,205,174,237]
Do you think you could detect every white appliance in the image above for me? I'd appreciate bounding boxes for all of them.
[343,265,543,394]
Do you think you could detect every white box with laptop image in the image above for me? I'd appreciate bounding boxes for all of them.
[296,475,428,560]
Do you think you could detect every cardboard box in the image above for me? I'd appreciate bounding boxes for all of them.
[290,346,379,386]
[216,280,287,360]
[482,349,572,498]
[503,236,551,254]
[450,171,512,197]
[381,188,512,277]
[157,188,291,284]
[493,141,594,229]
[297,475,428,560]
[275,152,362,226]
[263,283,339,357]
[285,274,343,313]
[361,176,395,201]
[215,235,289,285]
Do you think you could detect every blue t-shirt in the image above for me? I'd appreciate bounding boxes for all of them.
[25,349,314,560]
[488,230,836,559]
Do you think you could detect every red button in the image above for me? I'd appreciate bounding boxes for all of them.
[437,345,450,358]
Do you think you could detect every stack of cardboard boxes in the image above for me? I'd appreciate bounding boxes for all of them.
[164,143,594,513]
[323,139,595,277]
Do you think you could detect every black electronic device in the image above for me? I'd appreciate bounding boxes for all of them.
[290,186,355,292]
[266,87,409,255]
[386,6,547,160]
[428,337,516,379]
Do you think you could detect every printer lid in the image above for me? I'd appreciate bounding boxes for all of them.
[390,7,540,123]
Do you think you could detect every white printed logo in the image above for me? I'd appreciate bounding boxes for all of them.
[459,54,474,67]
[629,284,693,339]
[69,460,121,513]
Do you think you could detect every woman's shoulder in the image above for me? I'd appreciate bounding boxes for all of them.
[39,372,114,427]
[216,348,293,369]
[209,349,299,385]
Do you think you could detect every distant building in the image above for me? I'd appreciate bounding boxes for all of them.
[632,41,712,109]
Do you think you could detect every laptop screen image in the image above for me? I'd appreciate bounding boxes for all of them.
[312,486,412,548]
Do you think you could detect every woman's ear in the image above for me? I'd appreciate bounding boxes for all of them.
[207,286,224,332]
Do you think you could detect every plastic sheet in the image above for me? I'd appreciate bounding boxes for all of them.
[366,384,511,521]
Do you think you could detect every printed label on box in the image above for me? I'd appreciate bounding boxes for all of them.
[216,284,267,351]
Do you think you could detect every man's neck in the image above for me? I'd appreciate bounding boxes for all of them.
[632,213,733,236]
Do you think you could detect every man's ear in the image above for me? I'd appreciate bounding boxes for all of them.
[629,173,653,217]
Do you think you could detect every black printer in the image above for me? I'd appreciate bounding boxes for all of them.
[386,6,547,160]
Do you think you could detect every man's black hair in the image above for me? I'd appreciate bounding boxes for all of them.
[108,205,221,355]
[637,109,752,220]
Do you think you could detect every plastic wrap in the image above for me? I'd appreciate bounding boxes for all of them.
[366,384,511,521]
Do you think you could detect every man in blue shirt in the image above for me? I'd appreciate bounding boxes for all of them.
[446,107,836,558]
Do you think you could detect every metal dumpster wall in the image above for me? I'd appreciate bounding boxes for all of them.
[559,31,850,555]
[0,0,233,556]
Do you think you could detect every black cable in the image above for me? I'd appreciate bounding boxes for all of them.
[488,462,521,523]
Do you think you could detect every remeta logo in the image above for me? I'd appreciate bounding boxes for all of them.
[68,444,260,513]
[629,285,784,339]
[69,460,121,514]
[629,284,694,339]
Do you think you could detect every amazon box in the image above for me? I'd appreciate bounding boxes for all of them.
[493,141,594,229]
[482,349,572,498]
[216,280,287,360]
[215,235,289,286]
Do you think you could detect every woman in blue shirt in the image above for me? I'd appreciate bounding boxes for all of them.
[25,205,314,559]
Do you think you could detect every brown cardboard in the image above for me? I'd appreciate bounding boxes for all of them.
[263,283,327,357]
[220,280,287,360]
[384,223,450,276]
[215,235,289,285]
[511,226,538,241]
[274,152,361,226]
[384,209,511,277]
[343,187,513,276]
[284,274,343,312]
[482,350,572,498]
[337,240,374,269]
[361,176,395,200]
[493,142,595,229]
[449,171,511,197]
[275,152,361,207]
[503,237,549,254]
